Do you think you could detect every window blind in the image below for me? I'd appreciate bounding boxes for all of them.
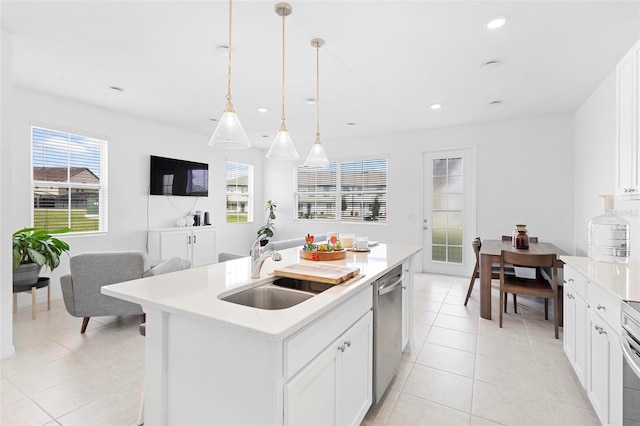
[226,161,253,223]
[295,159,388,222]
[32,126,108,233]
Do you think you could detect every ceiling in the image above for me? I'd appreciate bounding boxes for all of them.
[3,1,640,152]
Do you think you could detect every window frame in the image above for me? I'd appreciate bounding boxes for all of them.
[225,161,254,224]
[294,157,388,223]
[31,125,108,235]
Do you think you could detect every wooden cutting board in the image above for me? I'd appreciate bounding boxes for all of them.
[273,263,360,285]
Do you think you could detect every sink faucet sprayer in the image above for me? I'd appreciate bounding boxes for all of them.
[251,237,282,279]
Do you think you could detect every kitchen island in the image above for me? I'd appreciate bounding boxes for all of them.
[102,243,421,425]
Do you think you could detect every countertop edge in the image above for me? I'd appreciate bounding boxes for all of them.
[102,244,422,341]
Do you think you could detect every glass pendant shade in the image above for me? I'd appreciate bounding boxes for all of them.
[209,0,250,150]
[209,104,251,149]
[266,123,299,159]
[304,137,329,167]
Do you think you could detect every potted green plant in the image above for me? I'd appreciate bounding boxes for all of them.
[12,227,71,286]
[256,200,277,246]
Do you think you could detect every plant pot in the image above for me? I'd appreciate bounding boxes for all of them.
[13,263,42,287]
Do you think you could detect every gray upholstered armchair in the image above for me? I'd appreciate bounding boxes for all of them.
[61,251,190,333]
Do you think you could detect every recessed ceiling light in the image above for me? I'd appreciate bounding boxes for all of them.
[489,100,503,106]
[486,15,507,30]
[346,122,357,126]
[305,98,316,105]
[430,103,442,110]
[216,45,230,57]
[257,107,269,113]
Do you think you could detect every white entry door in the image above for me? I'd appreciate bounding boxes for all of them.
[422,149,476,275]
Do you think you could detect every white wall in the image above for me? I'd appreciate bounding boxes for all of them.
[264,114,576,271]
[1,30,16,359]
[574,71,640,260]
[10,87,265,307]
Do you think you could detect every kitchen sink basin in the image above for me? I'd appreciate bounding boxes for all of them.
[220,284,314,310]
[271,277,334,294]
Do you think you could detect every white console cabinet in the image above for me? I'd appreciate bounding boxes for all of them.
[616,37,640,199]
[147,227,215,267]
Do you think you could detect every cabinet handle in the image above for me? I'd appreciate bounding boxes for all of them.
[564,278,574,284]
[567,293,575,299]
[594,325,607,335]
[188,236,191,244]
[596,305,606,310]
[344,340,351,348]
[402,286,407,290]
[194,235,197,244]
[338,344,346,352]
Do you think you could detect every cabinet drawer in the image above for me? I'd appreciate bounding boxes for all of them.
[564,265,587,300]
[588,281,622,331]
[284,284,373,380]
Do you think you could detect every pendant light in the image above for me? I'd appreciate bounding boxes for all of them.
[304,38,329,168]
[209,0,251,149]
[266,2,299,160]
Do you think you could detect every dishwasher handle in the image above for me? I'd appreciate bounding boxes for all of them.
[378,275,403,296]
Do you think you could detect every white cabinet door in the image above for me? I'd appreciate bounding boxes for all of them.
[564,285,577,365]
[588,310,623,425]
[401,260,414,351]
[564,282,588,387]
[337,311,372,426]
[284,312,373,426]
[616,38,640,198]
[159,230,191,261]
[191,228,216,267]
[284,343,338,426]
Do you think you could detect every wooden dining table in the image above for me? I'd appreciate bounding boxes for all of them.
[479,239,568,320]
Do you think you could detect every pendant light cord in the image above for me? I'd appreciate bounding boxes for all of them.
[280,12,286,129]
[316,43,320,138]
[226,0,233,104]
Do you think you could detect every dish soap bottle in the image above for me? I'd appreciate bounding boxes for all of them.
[588,195,630,263]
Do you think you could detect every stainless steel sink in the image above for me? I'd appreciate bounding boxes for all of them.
[271,277,334,294]
[220,284,314,310]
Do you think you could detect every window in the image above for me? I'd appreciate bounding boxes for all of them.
[32,126,108,233]
[431,157,463,263]
[295,158,387,222]
[226,161,253,223]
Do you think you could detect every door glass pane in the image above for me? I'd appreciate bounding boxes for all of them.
[431,157,464,264]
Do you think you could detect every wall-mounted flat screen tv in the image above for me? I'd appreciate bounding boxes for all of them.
[149,155,209,197]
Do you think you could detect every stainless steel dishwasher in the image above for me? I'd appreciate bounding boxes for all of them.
[373,264,404,404]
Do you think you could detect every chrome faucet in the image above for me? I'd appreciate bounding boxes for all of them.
[251,237,282,279]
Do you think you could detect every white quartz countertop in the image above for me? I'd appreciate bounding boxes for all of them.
[560,256,640,301]
[102,243,421,341]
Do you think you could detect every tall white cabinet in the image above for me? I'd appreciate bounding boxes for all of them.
[148,227,216,267]
[616,37,640,199]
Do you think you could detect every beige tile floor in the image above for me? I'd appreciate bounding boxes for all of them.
[1,273,598,425]
[363,274,599,426]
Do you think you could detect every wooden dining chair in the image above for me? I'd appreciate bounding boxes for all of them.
[500,235,539,313]
[464,238,516,306]
[499,250,559,339]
